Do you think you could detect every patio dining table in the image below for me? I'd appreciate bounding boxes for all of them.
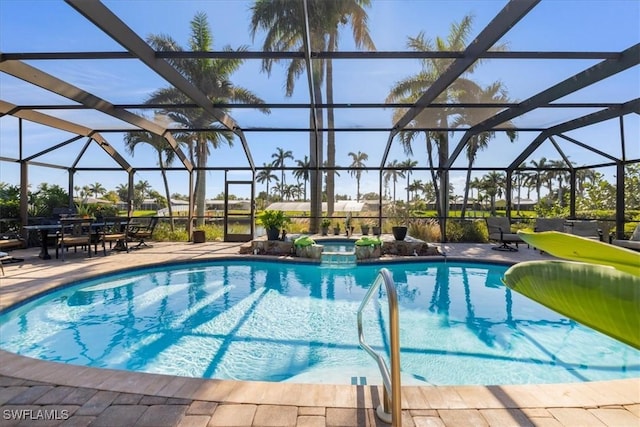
[22,224,63,260]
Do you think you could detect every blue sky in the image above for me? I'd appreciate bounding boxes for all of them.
[1,0,638,201]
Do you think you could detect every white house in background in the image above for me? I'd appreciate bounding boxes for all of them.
[156,199,251,216]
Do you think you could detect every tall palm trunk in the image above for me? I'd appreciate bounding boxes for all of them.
[437,129,449,241]
[309,75,324,233]
[195,136,207,227]
[157,152,175,231]
[326,33,336,218]
[461,155,474,219]
[425,133,441,218]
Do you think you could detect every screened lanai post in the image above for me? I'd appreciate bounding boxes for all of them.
[19,160,28,241]
[67,168,75,210]
[188,170,195,241]
[128,171,135,218]
[569,169,577,218]
[616,115,627,240]
[616,161,625,240]
[378,169,384,231]
[505,170,512,219]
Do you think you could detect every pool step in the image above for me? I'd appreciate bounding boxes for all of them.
[320,251,356,267]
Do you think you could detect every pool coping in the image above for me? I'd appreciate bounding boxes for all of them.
[0,241,638,421]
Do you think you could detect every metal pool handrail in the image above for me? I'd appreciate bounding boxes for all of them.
[356,268,401,426]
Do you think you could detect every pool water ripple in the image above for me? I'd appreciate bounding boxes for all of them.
[1,260,638,385]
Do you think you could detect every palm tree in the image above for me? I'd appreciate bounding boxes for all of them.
[348,151,368,202]
[125,130,178,229]
[512,163,529,214]
[271,147,294,199]
[576,168,597,198]
[135,180,151,199]
[256,164,279,205]
[146,12,269,225]
[387,15,508,237]
[399,159,418,204]
[321,0,376,217]
[481,171,505,215]
[115,184,128,203]
[452,81,517,218]
[293,155,311,201]
[88,182,106,198]
[549,159,570,206]
[383,160,405,204]
[250,0,375,229]
[529,157,548,205]
[469,176,483,212]
[408,179,423,202]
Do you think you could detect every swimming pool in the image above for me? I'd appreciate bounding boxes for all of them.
[0,259,637,386]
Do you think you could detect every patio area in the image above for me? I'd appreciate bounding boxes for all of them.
[0,241,638,426]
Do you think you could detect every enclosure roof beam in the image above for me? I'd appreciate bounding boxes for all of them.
[14,102,629,110]
[507,98,640,171]
[556,133,619,162]
[65,0,254,170]
[446,43,640,169]
[381,0,539,166]
[2,50,622,61]
[0,60,192,172]
[0,100,132,172]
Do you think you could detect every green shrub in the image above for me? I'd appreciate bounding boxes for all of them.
[408,218,440,242]
[446,219,487,243]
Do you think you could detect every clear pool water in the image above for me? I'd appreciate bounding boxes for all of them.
[0,260,638,385]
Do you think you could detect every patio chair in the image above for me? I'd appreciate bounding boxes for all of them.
[99,216,131,255]
[532,218,566,253]
[486,216,523,252]
[128,216,158,249]
[611,223,640,251]
[564,220,603,241]
[59,218,93,261]
[534,218,566,233]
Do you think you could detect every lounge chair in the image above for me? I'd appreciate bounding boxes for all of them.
[534,218,565,233]
[532,218,566,253]
[486,217,524,252]
[564,220,603,241]
[611,223,640,251]
[128,216,158,249]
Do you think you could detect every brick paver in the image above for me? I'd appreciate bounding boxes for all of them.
[90,404,147,427]
[253,405,298,426]
[208,404,257,427]
[135,404,189,427]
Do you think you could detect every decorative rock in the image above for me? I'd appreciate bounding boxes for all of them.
[251,240,293,255]
[355,244,381,260]
[382,241,439,256]
[295,244,323,259]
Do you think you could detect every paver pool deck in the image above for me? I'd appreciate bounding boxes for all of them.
[0,239,638,426]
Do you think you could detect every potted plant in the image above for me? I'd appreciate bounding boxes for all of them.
[371,222,381,236]
[332,221,341,235]
[75,203,91,218]
[258,210,290,241]
[321,218,331,236]
[388,203,410,241]
[360,220,371,236]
